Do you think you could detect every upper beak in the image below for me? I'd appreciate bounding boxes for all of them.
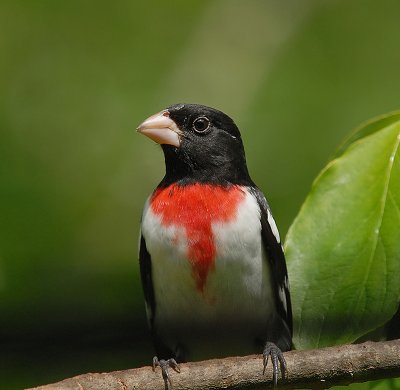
[136,110,182,147]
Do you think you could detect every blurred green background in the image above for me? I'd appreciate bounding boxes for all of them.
[1,0,400,389]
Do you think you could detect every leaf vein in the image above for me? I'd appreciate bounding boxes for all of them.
[352,129,400,327]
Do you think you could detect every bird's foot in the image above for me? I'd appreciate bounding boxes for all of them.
[153,356,180,390]
[262,342,287,386]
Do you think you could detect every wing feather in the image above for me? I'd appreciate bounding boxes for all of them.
[249,187,293,350]
[139,234,156,327]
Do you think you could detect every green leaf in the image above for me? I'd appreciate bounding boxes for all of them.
[285,112,400,350]
[333,377,400,390]
[334,111,400,158]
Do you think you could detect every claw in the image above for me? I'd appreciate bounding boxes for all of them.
[153,356,180,389]
[263,342,287,386]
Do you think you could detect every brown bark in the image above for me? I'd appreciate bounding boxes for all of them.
[28,339,400,390]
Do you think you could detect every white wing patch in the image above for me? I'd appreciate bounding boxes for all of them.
[284,275,289,289]
[267,209,281,243]
[278,286,288,313]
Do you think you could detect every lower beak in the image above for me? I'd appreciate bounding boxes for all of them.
[136,110,182,147]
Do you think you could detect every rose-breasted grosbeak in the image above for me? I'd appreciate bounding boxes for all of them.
[137,104,292,388]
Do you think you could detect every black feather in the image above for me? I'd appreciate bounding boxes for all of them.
[249,187,293,351]
[139,234,155,327]
[139,234,178,359]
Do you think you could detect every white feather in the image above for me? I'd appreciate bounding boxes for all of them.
[267,208,281,243]
[141,188,277,358]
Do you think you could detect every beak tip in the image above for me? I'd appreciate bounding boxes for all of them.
[136,123,145,132]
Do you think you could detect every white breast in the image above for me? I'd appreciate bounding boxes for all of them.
[141,188,276,358]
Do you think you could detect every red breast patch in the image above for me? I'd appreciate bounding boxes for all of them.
[150,183,245,292]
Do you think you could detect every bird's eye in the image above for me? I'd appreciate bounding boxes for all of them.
[193,117,210,133]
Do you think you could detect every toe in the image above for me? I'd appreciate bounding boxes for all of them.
[152,356,181,390]
[262,342,287,386]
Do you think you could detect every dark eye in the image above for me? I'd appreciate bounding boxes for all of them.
[193,117,210,133]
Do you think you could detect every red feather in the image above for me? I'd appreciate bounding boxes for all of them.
[151,184,245,292]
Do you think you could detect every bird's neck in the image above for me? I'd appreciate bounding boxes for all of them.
[160,146,253,187]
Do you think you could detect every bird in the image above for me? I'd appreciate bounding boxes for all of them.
[136,103,292,388]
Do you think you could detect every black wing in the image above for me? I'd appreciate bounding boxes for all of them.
[139,233,176,359]
[249,187,293,351]
[139,234,156,328]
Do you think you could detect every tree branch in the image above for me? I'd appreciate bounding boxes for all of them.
[28,339,400,390]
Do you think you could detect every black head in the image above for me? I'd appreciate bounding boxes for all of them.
[137,103,252,187]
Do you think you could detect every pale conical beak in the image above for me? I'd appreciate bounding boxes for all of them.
[136,110,182,147]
